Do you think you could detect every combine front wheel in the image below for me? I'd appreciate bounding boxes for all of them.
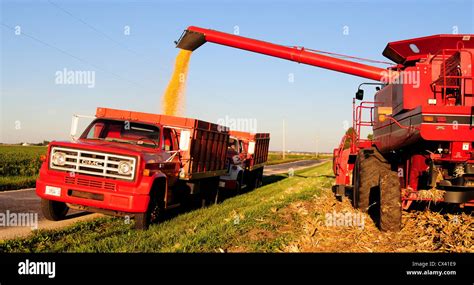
[354,148,388,210]
[378,171,402,232]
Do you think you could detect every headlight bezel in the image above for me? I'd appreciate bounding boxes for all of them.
[51,151,67,166]
[117,161,132,175]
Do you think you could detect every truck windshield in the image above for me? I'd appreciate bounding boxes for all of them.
[81,119,160,148]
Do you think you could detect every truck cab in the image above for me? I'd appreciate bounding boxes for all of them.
[219,131,270,193]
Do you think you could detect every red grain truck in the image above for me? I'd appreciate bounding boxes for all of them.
[36,107,230,229]
[218,131,270,194]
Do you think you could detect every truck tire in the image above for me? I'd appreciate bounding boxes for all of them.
[354,148,390,211]
[135,189,164,230]
[378,171,402,232]
[200,177,220,206]
[255,168,263,189]
[245,169,262,191]
[236,172,243,194]
[41,199,69,221]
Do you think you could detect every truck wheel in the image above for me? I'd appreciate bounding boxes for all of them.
[200,177,220,206]
[134,190,163,230]
[41,199,69,221]
[255,168,263,189]
[236,172,243,194]
[378,171,402,232]
[355,148,390,211]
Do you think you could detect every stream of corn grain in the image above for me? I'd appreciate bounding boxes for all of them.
[161,50,192,116]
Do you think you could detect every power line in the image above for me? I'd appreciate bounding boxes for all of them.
[47,0,143,58]
[47,0,170,75]
[1,22,145,87]
[47,0,172,79]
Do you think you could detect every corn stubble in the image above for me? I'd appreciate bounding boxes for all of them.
[282,189,473,252]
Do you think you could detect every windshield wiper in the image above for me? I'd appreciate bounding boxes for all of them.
[104,138,158,148]
[104,138,138,145]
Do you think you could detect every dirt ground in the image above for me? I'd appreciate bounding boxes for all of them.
[278,189,473,252]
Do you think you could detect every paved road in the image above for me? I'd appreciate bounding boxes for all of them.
[0,188,101,240]
[264,159,327,176]
[0,159,328,240]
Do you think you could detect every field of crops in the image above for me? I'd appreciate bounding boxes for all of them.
[0,145,47,190]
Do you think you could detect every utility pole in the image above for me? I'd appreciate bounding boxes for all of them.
[315,136,318,158]
[282,119,286,160]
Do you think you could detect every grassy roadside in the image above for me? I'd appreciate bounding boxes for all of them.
[1,161,333,253]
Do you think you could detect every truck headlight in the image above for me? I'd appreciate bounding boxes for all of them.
[52,152,66,166]
[118,161,132,175]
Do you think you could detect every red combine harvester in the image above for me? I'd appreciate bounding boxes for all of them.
[176,26,474,231]
[37,107,231,229]
[219,131,270,194]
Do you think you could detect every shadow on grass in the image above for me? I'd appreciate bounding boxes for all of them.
[262,174,287,185]
[64,211,92,220]
[292,174,335,179]
[156,173,290,226]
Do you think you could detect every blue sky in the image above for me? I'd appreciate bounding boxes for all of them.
[1,0,473,152]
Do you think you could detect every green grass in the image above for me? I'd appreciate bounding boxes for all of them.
[0,145,47,191]
[0,162,334,253]
[266,152,330,165]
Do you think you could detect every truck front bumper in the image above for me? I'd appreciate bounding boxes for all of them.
[218,179,238,190]
[36,178,150,214]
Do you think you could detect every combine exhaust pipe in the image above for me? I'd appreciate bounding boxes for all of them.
[176,26,392,81]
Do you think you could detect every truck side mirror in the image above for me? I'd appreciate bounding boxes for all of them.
[70,115,80,141]
[179,130,191,151]
[248,141,256,155]
[355,89,364,100]
[70,114,95,141]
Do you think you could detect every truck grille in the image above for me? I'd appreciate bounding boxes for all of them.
[64,176,117,191]
[50,146,137,181]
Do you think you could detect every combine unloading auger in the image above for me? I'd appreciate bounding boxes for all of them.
[176,26,389,81]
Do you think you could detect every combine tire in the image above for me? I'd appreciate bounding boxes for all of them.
[354,148,389,211]
[41,199,69,221]
[353,147,401,231]
[378,171,402,232]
